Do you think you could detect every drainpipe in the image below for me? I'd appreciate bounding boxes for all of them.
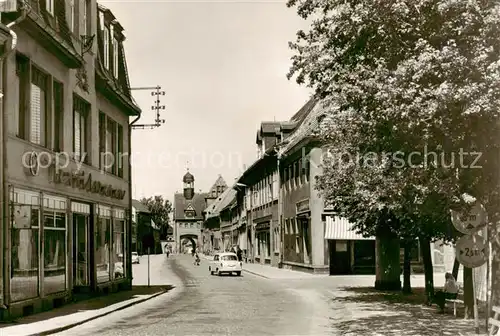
[127,113,141,283]
[0,5,28,310]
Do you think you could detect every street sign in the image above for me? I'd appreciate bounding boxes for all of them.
[450,202,486,235]
[455,234,488,268]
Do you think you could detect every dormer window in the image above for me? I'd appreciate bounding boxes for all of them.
[112,37,119,78]
[46,0,54,15]
[69,0,75,32]
[83,0,89,36]
[103,26,110,69]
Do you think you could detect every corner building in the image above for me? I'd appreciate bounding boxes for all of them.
[1,1,140,319]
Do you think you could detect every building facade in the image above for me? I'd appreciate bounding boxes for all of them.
[1,1,140,319]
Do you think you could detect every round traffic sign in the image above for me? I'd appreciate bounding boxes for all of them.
[450,202,486,235]
[455,234,488,268]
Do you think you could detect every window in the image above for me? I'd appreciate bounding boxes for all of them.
[73,95,90,163]
[221,255,237,261]
[43,196,67,294]
[105,118,115,173]
[30,67,48,146]
[112,38,119,78]
[82,0,89,36]
[16,55,64,150]
[117,124,124,177]
[69,0,75,32]
[113,209,125,280]
[96,206,112,283]
[53,81,64,152]
[103,26,110,69]
[10,188,40,302]
[46,0,54,15]
[99,114,123,176]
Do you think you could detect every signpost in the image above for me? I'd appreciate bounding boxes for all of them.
[451,203,487,235]
[455,235,488,269]
[451,201,488,334]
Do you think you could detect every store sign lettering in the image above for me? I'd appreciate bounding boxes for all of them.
[50,168,126,200]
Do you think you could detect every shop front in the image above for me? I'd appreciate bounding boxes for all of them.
[324,215,376,275]
[254,221,271,264]
[5,146,130,319]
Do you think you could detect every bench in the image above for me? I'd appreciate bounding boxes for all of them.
[445,283,464,317]
[489,305,500,336]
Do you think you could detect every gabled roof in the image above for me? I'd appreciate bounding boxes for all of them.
[207,175,227,195]
[132,199,150,213]
[280,98,323,155]
[204,187,237,219]
[174,192,207,221]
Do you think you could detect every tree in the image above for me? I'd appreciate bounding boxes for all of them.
[140,196,172,240]
[287,0,500,305]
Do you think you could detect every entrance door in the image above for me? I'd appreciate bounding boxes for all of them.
[330,240,351,275]
[73,213,90,287]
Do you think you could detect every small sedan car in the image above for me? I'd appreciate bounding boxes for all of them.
[131,252,140,264]
[209,252,242,276]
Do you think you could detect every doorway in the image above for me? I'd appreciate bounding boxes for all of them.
[73,213,90,288]
[329,240,351,275]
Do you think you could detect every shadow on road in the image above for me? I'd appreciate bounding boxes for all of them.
[0,285,173,326]
[332,287,486,336]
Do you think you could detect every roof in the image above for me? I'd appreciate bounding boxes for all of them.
[183,170,194,183]
[174,192,207,220]
[207,175,227,195]
[204,187,237,219]
[281,98,322,155]
[132,200,150,213]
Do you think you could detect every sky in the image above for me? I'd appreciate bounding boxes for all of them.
[101,1,312,202]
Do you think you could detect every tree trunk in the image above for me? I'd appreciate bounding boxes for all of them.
[463,267,475,319]
[375,232,401,291]
[403,240,412,294]
[452,258,460,280]
[420,237,434,304]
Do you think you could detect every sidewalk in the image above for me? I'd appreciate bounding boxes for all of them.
[0,255,177,336]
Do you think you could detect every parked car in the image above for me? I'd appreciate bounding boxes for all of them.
[132,252,140,264]
[208,252,242,276]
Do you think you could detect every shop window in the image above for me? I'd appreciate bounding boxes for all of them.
[43,196,67,295]
[96,205,112,283]
[113,209,126,280]
[10,188,40,302]
[73,95,90,164]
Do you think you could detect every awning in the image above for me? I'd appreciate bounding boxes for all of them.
[324,216,374,240]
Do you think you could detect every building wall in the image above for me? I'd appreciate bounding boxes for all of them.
[1,1,134,319]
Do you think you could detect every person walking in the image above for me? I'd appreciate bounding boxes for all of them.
[236,246,243,262]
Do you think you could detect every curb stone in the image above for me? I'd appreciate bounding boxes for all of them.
[31,289,171,336]
[242,269,270,279]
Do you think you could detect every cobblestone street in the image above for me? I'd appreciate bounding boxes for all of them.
[51,254,485,336]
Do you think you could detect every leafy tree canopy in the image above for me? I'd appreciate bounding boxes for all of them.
[140,196,172,239]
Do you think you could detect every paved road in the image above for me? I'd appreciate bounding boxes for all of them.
[54,254,481,336]
[55,254,315,335]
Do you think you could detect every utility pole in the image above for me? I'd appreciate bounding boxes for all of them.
[130,85,166,129]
